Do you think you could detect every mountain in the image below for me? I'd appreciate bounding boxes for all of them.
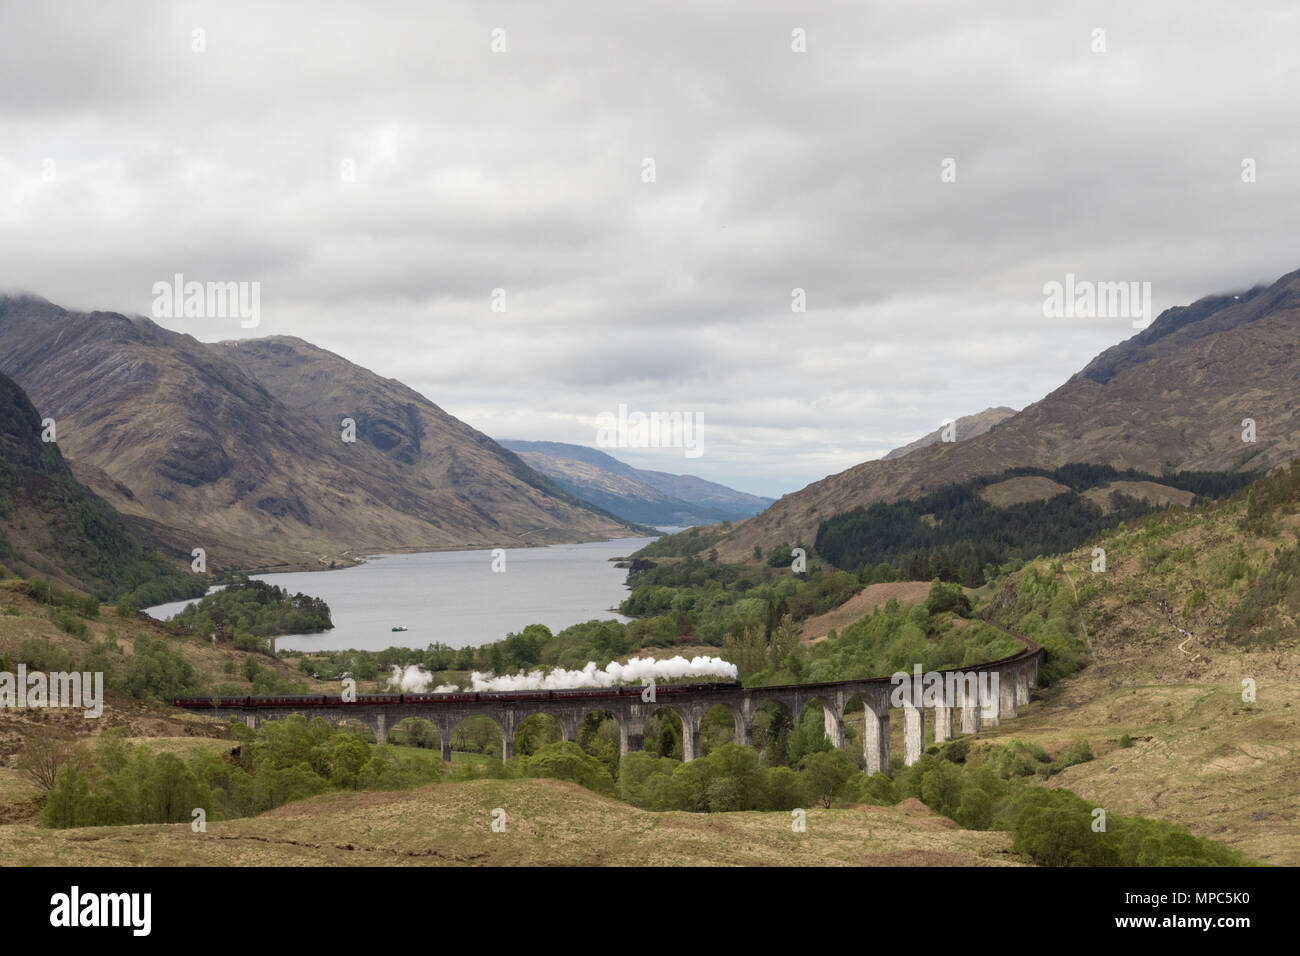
[496,439,774,526]
[503,449,725,526]
[0,296,638,571]
[208,336,646,532]
[0,370,201,602]
[662,268,1300,562]
[882,406,1018,460]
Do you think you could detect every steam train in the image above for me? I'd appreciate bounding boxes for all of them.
[173,680,740,710]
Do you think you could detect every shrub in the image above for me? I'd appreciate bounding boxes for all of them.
[1047,739,1094,776]
[49,607,88,639]
[17,637,75,672]
[124,636,205,701]
[984,739,1051,778]
[924,579,971,617]
[521,741,615,796]
[799,749,859,808]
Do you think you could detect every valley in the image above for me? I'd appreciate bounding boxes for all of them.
[5,0,1297,936]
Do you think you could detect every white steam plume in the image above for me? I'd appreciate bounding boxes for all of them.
[386,664,459,693]
[386,656,737,693]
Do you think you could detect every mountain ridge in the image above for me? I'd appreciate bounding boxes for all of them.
[497,438,773,526]
[882,406,1018,460]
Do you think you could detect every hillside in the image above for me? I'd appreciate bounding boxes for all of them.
[810,464,1253,585]
[0,574,334,774]
[0,777,1017,866]
[0,372,201,603]
[0,297,637,572]
[672,269,1300,561]
[968,461,1300,864]
[882,406,1018,460]
[499,439,772,525]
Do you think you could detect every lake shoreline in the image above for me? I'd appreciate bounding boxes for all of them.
[147,536,657,653]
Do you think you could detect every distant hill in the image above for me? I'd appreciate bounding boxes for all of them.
[656,268,1300,562]
[0,371,203,603]
[0,297,639,572]
[882,407,1018,460]
[497,440,773,526]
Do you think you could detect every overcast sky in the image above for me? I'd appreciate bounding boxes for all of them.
[2,1,1298,498]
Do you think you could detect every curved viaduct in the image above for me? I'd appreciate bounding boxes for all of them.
[188,623,1044,775]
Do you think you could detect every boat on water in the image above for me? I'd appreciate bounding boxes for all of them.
[391,625,409,632]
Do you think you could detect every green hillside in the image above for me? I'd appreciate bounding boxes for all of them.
[0,372,205,605]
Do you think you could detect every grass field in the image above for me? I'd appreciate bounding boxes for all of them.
[0,778,1020,867]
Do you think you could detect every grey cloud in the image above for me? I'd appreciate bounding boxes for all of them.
[2,0,1297,498]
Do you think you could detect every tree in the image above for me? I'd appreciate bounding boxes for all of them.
[390,717,440,749]
[137,752,209,823]
[799,749,857,808]
[505,624,550,670]
[722,625,767,680]
[754,705,792,766]
[770,613,800,668]
[924,579,971,617]
[618,751,676,806]
[514,714,561,756]
[525,742,616,795]
[42,764,94,828]
[786,706,833,766]
[18,726,77,791]
[124,636,205,701]
[317,733,371,789]
[577,712,619,775]
[653,713,681,759]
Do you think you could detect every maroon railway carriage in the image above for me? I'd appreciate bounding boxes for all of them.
[173,681,740,710]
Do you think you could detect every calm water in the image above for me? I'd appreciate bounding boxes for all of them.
[145,536,654,652]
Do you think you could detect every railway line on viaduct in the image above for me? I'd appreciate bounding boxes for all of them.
[176,616,1044,773]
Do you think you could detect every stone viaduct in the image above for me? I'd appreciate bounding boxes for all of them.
[182,625,1043,774]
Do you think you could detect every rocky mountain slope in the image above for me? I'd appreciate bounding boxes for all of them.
[0,371,200,601]
[0,297,636,571]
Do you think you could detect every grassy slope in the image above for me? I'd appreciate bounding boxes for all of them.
[970,480,1300,865]
[797,580,948,643]
[0,778,1018,867]
[0,579,336,766]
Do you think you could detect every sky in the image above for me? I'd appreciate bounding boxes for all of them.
[2,1,1299,499]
